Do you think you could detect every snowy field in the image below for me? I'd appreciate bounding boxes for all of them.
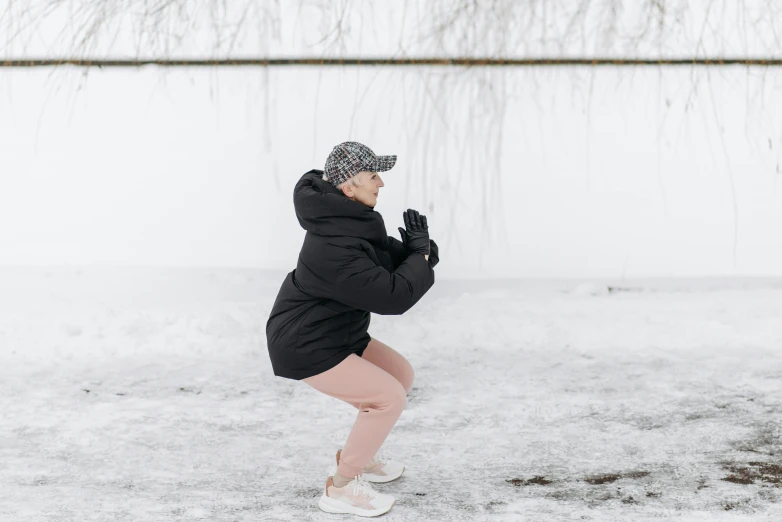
[1,266,781,521]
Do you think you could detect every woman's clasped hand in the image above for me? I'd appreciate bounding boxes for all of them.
[397,208,438,268]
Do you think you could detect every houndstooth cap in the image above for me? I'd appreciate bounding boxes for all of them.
[324,141,397,187]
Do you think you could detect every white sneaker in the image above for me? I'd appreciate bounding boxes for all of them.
[336,448,405,483]
[318,473,396,517]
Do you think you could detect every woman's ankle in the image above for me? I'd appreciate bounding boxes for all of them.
[332,472,352,488]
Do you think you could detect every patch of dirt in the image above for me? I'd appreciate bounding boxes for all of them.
[583,470,651,485]
[584,473,620,485]
[506,475,553,486]
[721,461,782,486]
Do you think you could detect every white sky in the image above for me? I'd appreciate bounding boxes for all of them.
[1,1,781,277]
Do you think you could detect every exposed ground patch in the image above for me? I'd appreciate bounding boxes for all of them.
[721,461,782,486]
[506,476,553,486]
[584,470,651,485]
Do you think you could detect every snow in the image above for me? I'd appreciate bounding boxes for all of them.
[1,266,781,520]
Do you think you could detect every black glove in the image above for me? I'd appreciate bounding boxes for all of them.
[428,239,439,268]
[397,208,430,256]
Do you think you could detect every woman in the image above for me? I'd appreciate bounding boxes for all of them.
[265,141,439,517]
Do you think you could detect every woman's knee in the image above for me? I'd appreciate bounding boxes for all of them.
[404,366,415,395]
[385,380,408,414]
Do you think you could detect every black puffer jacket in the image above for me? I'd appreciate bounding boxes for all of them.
[265,169,436,380]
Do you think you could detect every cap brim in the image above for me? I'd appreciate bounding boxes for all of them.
[370,155,396,172]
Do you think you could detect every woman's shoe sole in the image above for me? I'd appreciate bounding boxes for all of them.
[317,495,395,517]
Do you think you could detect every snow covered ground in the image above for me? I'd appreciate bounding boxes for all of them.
[1,266,781,521]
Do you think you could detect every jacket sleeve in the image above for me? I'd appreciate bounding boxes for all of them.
[331,245,435,315]
[386,235,409,271]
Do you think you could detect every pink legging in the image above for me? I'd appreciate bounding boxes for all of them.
[302,337,414,479]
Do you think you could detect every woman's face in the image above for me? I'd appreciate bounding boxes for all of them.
[342,170,384,208]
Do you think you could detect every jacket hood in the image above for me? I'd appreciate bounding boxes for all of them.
[293,169,389,246]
